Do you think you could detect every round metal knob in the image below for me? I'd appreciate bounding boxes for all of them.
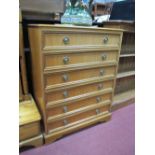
[62,74,69,82]
[100,69,105,76]
[63,106,68,113]
[96,97,101,103]
[63,56,70,64]
[63,36,70,44]
[98,84,103,90]
[63,91,68,98]
[63,119,68,125]
[96,109,100,114]
[101,54,107,61]
[103,35,108,44]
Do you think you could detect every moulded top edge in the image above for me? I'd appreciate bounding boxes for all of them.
[28,24,123,32]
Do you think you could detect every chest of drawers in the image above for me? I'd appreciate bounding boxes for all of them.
[28,25,123,143]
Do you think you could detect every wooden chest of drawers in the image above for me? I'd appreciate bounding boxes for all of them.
[28,25,123,143]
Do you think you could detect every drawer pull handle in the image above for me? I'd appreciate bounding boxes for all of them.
[96,97,101,103]
[101,54,107,61]
[63,106,68,113]
[63,56,70,64]
[98,84,103,90]
[63,91,68,98]
[103,36,109,44]
[62,74,69,82]
[63,37,70,44]
[96,109,100,115]
[63,119,68,125]
[100,69,105,76]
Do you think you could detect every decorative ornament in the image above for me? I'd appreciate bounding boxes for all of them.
[61,0,93,26]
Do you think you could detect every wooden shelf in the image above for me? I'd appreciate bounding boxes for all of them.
[103,21,135,111]
[103,20,135,32]
[112,89,135,111]
[114,89,135,103]
[120,54,135,58]
[117,71,135,79]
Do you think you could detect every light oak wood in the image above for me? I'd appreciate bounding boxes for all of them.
[45,66,115,87]
[28,24,123,143]
[20,122,41,141]
[47,93,112,117]
[45,79,113,103]
[48,100,111,123]
[42,31,120,51]
[45,112,111,144]
[48,105,110,132]
[45,74,115,92]
[47,88,113,109]
[44,51,118,69]
[19,134,43,148]
[28,27,48,132]
[19,95,42,143]
[44,61,117,74]
[19,95,41,125]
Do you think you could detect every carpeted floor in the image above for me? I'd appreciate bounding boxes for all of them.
[20,104,135,155]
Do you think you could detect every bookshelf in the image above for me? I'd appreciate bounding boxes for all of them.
[103,20,135,110]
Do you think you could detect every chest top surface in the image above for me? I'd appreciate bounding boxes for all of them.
[28,24,123,33]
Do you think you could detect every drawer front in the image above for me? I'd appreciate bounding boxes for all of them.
[46,80,113,103]
[45,66,116,88]
[47,105,110,132]
[44,51,118,69]
[19,122,41,141]
[42,31,120,50]
[47,93,112,117]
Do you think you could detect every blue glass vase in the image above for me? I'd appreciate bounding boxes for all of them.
[61,0,93,26]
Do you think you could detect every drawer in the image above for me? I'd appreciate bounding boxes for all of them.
[47,105,110,132]
[19,122,41,141]
[44,51,118,69]
[46,80,113,103]
[45,66,116,88]
[47,93,112,117]
[42,31,120,50]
